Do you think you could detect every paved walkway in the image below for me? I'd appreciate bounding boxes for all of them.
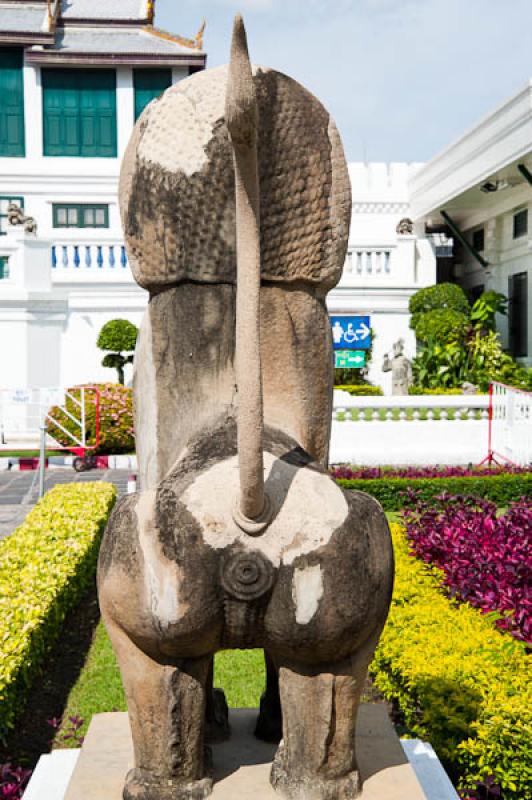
[0,469,130,540]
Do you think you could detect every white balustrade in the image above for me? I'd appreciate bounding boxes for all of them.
[330,392,493,465]
[51,242,129,271]
[333,391,490,422]
[345,248,392,276]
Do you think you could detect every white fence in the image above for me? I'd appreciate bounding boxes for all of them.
[331,392,492,466]
[490,383,532,467]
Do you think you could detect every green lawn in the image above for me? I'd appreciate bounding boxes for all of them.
[55,622,266,746]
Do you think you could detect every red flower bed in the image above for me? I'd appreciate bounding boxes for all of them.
[402,494,532,644]
[331,465,530,480]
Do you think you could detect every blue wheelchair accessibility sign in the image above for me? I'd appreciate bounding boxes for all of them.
[330,316,371,351]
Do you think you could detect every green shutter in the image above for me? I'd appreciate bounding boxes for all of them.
[43,69,117,157]
[134,69,172,120]
[0,48,25,157]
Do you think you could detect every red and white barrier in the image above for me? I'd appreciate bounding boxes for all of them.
[486,382,532,467]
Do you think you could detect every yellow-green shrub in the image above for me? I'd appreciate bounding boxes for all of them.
[371,524,531,799]
[0,483,116,739]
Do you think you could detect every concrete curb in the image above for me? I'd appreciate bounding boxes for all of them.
[0,455,138,471]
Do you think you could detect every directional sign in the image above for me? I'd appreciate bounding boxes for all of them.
[330,316,371,351]
[335,350,366,369]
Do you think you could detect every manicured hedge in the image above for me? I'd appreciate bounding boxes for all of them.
[0,483,116,739]
[334,384,384,396]
[336,473,532,511]
[371,524,531,799]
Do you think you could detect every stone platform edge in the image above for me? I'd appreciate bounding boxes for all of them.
[54,705,459,800]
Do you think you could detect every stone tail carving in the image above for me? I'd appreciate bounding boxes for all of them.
[226,16,269,528]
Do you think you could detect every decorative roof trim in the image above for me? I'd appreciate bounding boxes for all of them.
[58,18,149,27]
[0,31,54,44]
[47,0,60,32]
[25,50,206,67]
[145,19,206,52]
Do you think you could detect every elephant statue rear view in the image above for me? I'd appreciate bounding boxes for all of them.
[98,16,394,800]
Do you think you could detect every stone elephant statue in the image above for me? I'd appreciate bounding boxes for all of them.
[98,16,393,800]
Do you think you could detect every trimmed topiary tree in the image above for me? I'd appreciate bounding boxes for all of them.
[97,319,138,385]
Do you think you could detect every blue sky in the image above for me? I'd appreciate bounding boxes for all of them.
[157,0,532,164]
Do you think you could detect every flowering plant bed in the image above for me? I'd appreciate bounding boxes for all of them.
[334,473,532,511]
[402,494,531,643]
[372,524,531,800]
[332,464,530,480]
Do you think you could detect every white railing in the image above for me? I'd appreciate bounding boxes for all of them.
[51,242,129,271]
[490,382,532,467]
[344,248,392,276]
[333,391,490,421]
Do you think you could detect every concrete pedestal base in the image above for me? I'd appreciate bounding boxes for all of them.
[63,705,428,800]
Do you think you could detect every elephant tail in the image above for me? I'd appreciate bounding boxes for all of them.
[225,15,271,532]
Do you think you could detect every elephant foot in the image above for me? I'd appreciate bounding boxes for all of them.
[270,746,361,800]
[205,688,231,743]
[123,768,213,800]
[254,690,282,743]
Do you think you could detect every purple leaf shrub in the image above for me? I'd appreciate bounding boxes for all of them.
[402,494,532,643]
[0,764,31,800]
[331,465,530,480]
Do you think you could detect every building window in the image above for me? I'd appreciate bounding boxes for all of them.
[508,272,528,357]
[133,69,172,120]
[53,204,109,228]
[0,256,10,280]
[472,227,484,252]
[512,209,528,240]
[42,69,117,157]
[0,48,25,157]
[0,196,24,234]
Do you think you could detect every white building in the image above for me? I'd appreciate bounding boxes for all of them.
[0,0,205,388]
[1,4,531,392]
[327,163,437,393]
[410,80,532,367]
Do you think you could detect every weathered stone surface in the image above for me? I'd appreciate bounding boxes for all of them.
[120,66,351,292]
[102,16,394,800]
[134,284,333,489]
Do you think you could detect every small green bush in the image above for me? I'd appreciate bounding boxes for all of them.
[47,383,134,455]
[409,283,470,316]
[408,386,466,396]
[412,308,469,344]
[334,384,384,396]
[336,473,532,511]
[371,524,531,798]
[0,483,116,739]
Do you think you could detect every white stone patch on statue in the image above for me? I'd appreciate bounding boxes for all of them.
[136,489,189,627]
[292,564,324,624]
[182,452,348,567]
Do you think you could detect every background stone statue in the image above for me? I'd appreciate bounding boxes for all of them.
[98,16,393,800]
[382,338,412,394]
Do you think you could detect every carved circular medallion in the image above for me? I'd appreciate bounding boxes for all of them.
[221,551,274,602]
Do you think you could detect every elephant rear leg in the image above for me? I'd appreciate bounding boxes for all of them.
[271,639,378,800]
[105,620,213,800]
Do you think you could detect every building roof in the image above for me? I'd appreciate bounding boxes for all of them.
[0,0,206,66]
[26,26,205,66]
[0,2,54,44]
[60,0,147,21]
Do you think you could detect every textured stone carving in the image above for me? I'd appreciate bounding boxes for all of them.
[396,217,414,235]
[99,15,393,800]
[7,203,37,234]
[382,338,412,395]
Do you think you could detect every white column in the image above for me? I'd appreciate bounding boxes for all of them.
[23,64,42,161]
[116,67,134,157]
